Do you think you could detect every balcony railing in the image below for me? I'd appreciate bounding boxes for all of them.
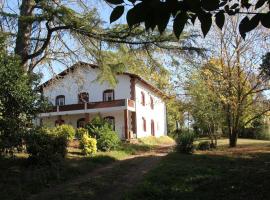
[46,99,135,113]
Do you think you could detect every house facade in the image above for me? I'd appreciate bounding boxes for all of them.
[38,62,167,140]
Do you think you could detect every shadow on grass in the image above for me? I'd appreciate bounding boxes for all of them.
[124,149,270,200]
[0,153,117,200]
[0,142,158,200]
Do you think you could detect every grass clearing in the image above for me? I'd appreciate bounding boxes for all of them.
[124,139,270,200]
[138,136,176,146]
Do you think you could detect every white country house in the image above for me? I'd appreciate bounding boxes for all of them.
[38,62,168,140]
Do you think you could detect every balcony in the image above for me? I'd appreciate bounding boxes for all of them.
[40,99,135,117]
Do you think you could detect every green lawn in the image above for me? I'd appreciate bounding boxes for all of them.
[124,139,270,200]
[0,142,153,200]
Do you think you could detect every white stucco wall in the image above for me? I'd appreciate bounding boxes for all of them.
[43,67,131,105]
[135,82,167,138]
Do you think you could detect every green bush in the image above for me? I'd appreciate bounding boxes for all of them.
[79,134,97,156]
[85,115,120,151]
[97,127,120,151]
[53,124,75,140]
[176,131,196,154]
[197,141,211,151]
[76,128,89,140]
[25,128,68,164]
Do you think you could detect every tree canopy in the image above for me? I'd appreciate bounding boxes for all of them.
[105,0,270,39]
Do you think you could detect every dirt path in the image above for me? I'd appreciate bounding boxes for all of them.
[29,145,174,200]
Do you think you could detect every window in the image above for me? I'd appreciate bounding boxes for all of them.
[77,118,86,128]
[142,117,146,132]
[55,119,65,126]
[151,120,155,136]
[150,96,154,109]
[55,95,65,106]
[104,116,115,130]
[78,92,89,103]
[141,92,145,106]
[103,90,115,101]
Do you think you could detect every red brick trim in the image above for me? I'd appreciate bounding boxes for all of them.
[124,109,129,139]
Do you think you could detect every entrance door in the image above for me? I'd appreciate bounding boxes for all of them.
[151,120,155,136]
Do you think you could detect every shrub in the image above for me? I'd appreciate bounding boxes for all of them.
[25,128,68,164]
[53,124,75,140]
[176,131,196,154]
[76,128,89,140]
[97,127,120,151]
[197,141,211,151]
[79,134,97,156]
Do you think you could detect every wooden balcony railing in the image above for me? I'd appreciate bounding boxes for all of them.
[46,99,135,113]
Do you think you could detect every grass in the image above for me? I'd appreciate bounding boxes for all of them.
[0,141,155,200]
[124,138,270,200]
[138,136,176,146]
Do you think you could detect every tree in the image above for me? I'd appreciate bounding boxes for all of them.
[186,70,224,146]
[106,0,270,39]
[260,52,270,77]
[0,34,47,155]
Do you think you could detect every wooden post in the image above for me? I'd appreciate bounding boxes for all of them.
[124,109,129,139]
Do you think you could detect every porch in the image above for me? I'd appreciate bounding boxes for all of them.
[39,99,136,140]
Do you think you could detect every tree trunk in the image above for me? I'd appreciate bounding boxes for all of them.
[14,0,34,71]
[229,129,238,147]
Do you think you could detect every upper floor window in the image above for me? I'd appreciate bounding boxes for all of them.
[55,95,65,106]
[142,117,146,132]
[104,116,115,131]
[78,92,89,103]
[150,96,154,109]
[141,92,145,106]
[103,90,115,101]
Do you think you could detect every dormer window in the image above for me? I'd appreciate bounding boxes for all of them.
[141,92,145,106]
[150,96,154,109]
[103,90,115,101]
[55,95,65,106]
[78,92,89,103]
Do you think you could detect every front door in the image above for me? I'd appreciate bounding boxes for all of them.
[151,120,155,136]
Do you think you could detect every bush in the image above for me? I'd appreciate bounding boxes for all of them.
[76,128,89,140]
[176,131,196,154]
[97,127,120,151]
[54,124,75,140]
[25,128,68,164]
[197,141,211,151]
[79,134,97,156]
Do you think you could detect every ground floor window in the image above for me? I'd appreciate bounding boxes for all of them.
[104,116,115,131]
[55,119,65,126]
[151,120,155,136]
[77,118,86,128]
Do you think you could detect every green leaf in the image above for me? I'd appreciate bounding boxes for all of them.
[198,12,212,37]
[255,0,267,9]
[215,11,225,30]
[157,4,171,33]
[201,0,220,11]
[110,6,124,23]
[106,0,124,5]
[261,12,270,28]
[173,12,188,39]
[126,3,145,27]
[239,16,249,39]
